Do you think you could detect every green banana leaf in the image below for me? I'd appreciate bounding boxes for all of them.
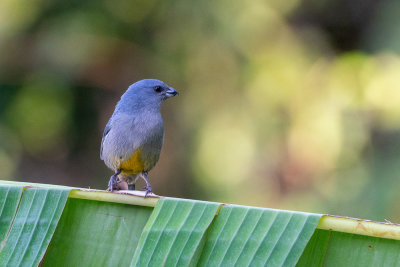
[197,205,320,266]
[0,180,399,267]
[131,198,221,266]
[0,186,23,241]
[297,229,400,266]
[0,186,69,266]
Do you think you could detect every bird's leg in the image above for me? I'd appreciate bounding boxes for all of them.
[108,169,121,192]
[140,171,152,197]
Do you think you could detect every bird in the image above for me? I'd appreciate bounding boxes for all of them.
[100,79,178,195]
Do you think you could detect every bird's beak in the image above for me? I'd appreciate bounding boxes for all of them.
[165,87,179,98]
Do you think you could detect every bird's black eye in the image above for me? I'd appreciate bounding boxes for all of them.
[154,86,162,93]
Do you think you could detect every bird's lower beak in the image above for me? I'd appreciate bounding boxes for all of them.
[165,87,179,98]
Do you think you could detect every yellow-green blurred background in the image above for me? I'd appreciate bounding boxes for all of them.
[1,0,400,221]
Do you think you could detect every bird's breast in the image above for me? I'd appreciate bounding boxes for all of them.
[102,112,164,172]
[120,149,145,175]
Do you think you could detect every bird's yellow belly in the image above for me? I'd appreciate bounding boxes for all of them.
[120,149,145,175]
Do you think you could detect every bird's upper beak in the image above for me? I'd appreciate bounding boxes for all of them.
[165,87,179,98]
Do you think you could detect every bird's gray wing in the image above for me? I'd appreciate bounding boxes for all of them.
[100,119,112,160]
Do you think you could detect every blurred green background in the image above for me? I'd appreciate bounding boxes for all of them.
[1,0,400,221]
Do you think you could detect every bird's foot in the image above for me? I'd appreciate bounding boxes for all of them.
[142,185,152,197]
[107,175,118,192]
[107,170,122,192]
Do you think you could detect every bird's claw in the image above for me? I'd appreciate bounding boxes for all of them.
[142,186,152,197]
[107,175,118,192]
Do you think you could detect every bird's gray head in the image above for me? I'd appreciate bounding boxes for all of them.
[116,79,178,113]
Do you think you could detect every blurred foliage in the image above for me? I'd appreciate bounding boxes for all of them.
[1,0,400,221]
